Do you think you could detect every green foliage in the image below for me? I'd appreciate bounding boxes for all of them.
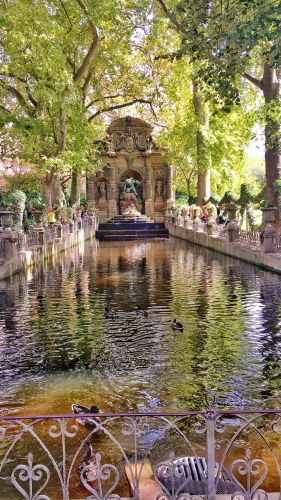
[0,0,153,196]
[274,179,281,209]
[246,205,261,230]
[220,190,239,205]
[4,173,42,192]
[79,194,87,207]
[25,191,47,211]
[259,200,275,208]
[2,189,26,211]
[175,189,189,206]
[207,193,220,205]
[239,183,256,208]
[168,0,281,95]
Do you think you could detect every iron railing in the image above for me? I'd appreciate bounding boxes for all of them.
[26,231,39,248]
[238,229,261,249]
[62,223,70,235]
[16,233,25,252]
[273,233,281,253]
[0,236,5,258]
[45,226,57,242]
[82,217,93,229]
[0,402,281,499]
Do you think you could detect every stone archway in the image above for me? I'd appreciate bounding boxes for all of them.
[119,169,143,214]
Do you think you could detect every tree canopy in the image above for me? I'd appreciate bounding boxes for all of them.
[0,0,279,205]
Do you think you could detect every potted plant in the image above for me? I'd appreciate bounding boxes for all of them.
[0,189,26,229]
[66,207,74,221]
[26,192,47,224]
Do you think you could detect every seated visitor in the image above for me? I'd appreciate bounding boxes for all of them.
[217,214,226,224]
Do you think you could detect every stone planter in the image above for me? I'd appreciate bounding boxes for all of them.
[261,207,278,224]
[33,210,43,224]
[0,211,14,229]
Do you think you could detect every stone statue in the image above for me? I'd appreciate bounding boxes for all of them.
[98,181,106,199]
[105,135,116,157]
[122,178,142,198]
[155,180,163,199]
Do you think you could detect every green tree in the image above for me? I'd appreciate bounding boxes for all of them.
[0,0,154,204]
[156,0,280,206]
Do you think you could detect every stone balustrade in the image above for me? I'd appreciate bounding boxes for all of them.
[166,212,281,274]
[0,214,98,280]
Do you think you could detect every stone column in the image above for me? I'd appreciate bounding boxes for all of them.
[226,221,239,242]
[2,229,18,259]
[86,176,95,211]
[144,158,154,219]
[261,225,277,253]
[107,164,118,217]
[166,165,175,209]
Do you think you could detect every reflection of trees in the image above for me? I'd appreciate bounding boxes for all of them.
[1,235,281,413]
[166,239,281,409]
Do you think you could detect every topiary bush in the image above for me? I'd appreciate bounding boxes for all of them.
[239,183,256,208]
[220,190,239,205]
[207,193,220,205]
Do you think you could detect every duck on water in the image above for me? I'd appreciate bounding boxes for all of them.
[72,404,101,429]
[171,319,184,331]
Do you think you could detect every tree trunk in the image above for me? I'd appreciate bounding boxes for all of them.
[193,81,211,205]
[41,172,65,206]
[69,170,80,206]
[262,63,281,206]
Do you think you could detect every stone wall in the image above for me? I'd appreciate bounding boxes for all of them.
[167,222,281,274]
[0,218,97,281]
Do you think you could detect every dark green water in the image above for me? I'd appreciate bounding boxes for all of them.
[0,237,281,416]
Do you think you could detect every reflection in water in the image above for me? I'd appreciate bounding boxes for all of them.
[0,237,281,416]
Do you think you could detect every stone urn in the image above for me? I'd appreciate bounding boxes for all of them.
[261,207,278,224]
[227,206,238,221]
[0,211,14,229]
[33,210,43,226]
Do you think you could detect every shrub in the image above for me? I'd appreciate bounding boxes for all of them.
[239,183,256,207]
[220,190,239,205]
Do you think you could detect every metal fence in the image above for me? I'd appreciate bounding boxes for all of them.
[0,404,281,499]
[62,223,70,235]
[45,226,57,242]
[238,229,261,249]
[16,234,24,252]
[26,231,39,248]
[0,236,5,258]
[82,217,93,229]
[273,233,281,253]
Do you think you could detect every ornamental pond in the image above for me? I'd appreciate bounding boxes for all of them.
[1,237,281,416]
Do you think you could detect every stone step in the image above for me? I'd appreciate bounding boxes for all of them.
[96,232,169,241]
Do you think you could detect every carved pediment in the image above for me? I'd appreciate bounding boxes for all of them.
[105,116,153,154]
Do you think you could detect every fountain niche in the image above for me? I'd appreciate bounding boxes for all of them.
[86,116,175,223]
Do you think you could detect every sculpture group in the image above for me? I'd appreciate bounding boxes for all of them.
[86,116,175,222]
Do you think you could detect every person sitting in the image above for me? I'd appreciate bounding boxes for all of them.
[200,206,209,222]
[48,206,56,226]
[217,214,226,224]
